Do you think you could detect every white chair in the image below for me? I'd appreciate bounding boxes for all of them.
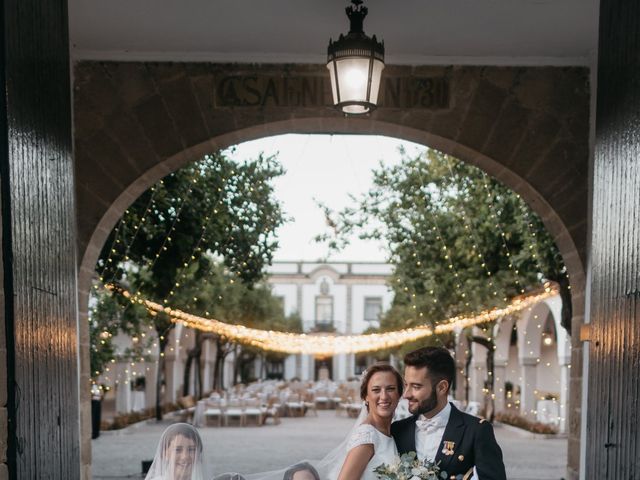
[244,398,264,426]
[314,389,331,410]
[346,401,363,418]
[285,393,304,417]
[302,390,318,417]
[223,398,245,426]
[203,398,224,427]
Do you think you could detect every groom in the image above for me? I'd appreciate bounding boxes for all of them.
[391,346,506,480]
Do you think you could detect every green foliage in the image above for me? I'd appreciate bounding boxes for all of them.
[98,150,285,298]
[318,148,568,335]
[89,288,150,378]
[91,150,287,377]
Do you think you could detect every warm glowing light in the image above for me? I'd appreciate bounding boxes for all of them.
[106,283,558,356]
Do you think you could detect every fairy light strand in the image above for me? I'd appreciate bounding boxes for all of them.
[107,282,558,356]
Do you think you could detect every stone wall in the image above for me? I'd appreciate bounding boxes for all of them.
[73,62,590,478]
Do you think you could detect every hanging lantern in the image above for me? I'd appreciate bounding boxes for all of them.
[327,0,385,115]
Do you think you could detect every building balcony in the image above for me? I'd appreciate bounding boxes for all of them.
[313,321,336,333]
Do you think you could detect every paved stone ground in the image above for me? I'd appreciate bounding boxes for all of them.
[92,411,567,480]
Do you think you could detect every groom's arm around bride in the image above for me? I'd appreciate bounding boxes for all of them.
[391,347,506,480]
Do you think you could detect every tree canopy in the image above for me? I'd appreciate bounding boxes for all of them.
[90,150,288,386]
[317,147,570,342]
[98,150,286,297]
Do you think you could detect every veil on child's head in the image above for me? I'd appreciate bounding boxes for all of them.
[146,423,205,480]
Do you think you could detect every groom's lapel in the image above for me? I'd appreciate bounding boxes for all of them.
[434,404,466,473]
[401,416,418,454]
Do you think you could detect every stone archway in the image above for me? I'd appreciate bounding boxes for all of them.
[74,62,589,478]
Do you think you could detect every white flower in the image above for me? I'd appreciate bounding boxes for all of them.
[412,466,427,476]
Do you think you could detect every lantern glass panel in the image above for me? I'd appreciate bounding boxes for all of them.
[328,57,384,114]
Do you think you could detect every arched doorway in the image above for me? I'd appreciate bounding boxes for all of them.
[74,61,588,478]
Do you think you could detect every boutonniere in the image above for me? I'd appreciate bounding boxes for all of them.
[441,440,455,456]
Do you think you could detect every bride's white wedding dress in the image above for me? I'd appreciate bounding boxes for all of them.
[343,424,398,480]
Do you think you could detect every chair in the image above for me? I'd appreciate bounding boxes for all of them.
[302,390,318,417]
[314,389,331,410]
[346,401,363,418]
[223,398,245,426]
[334,393,350,416]
[243,398,264,426]
[203,398,224,427]
[262,396,281,425]
[176,395,197,423]
[285,393,305,417]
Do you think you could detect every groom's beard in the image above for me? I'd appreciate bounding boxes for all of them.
[411,388,438,416]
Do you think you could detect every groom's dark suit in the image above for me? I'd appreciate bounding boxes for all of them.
[391,403,506,480]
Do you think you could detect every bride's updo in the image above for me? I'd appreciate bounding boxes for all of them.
[359,363,404,401]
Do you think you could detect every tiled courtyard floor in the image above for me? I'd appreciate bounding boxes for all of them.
[92,410,567,479]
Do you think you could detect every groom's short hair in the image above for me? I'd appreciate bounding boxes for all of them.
[404,346,455,392]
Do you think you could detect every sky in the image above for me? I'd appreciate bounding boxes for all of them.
[225,134,427,263]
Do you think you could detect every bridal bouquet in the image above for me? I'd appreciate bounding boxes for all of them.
[373,452,447,480]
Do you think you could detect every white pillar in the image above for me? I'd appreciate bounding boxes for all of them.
[145,362,158,409]
[254,356,263,381]
[519,358,538,419]
[115,376,132,413]
[164,357,178,403]
[470,339,487,403]
[334,354,347,381]
[202,340,214,393]
[389,353,397,370]
[309,356,315,381]
[164,327,184,402]
[347,353,356,378]
[493,362,507,413]
[284,355,297,380]
[300,355,311,381]
[454,351,467,402]
[295,354,302,379]
[559,355,571,434]
[556,315,572,434]
[223,352,234,389]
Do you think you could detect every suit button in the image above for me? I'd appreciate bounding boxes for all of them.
[458,454,464,461]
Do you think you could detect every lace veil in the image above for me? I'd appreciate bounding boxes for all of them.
[146,423,205,480]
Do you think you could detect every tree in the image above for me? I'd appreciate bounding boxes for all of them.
[95,150,286,418]
[317,148,568,411]
[174,260,302,393]
[89,287,149,381]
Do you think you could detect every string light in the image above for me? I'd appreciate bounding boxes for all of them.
[107,282,558,356]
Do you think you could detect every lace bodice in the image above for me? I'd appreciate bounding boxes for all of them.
[346,424,398,480]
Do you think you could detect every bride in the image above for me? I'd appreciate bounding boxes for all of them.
[332,363,403,480]
[242,363,403,480]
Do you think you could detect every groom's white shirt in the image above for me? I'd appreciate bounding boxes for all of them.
[415,402,451,462]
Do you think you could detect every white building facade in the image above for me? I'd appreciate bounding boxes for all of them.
[266,261,394,382]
